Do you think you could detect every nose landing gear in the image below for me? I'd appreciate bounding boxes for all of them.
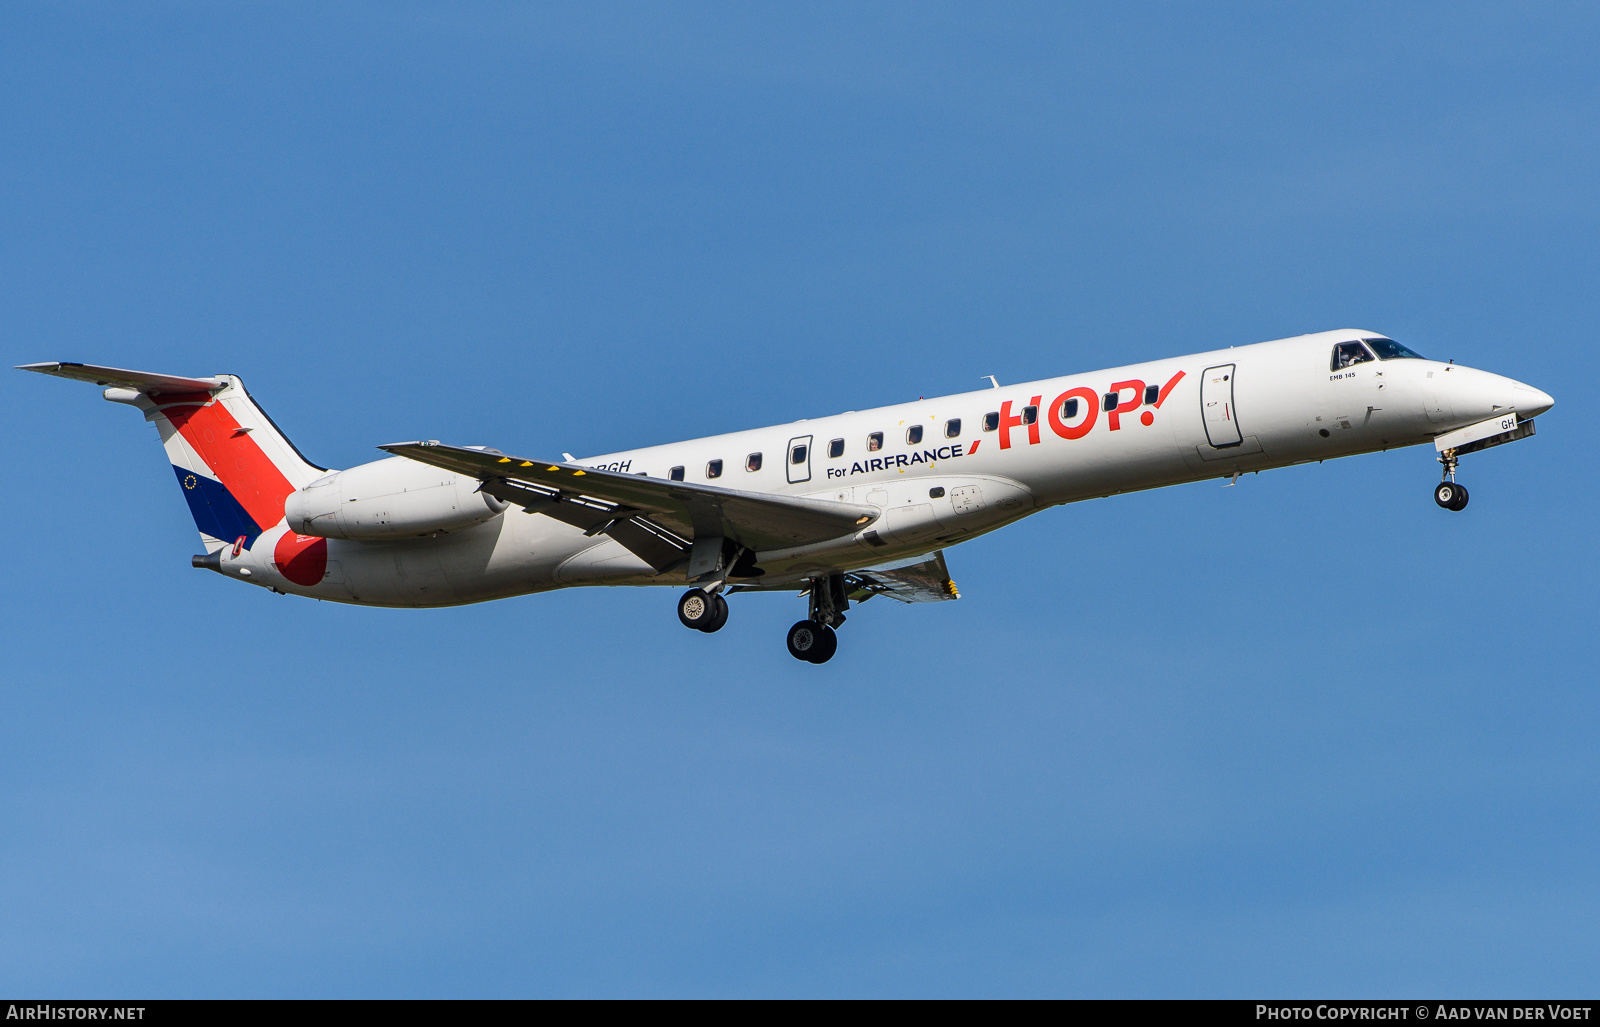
[1435,448,1469,511]
[787,574,849,664]
[1434,480,1469,511]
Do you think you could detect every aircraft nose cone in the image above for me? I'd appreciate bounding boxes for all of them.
[1513,383,1554,418]
[1445,367,1553,425]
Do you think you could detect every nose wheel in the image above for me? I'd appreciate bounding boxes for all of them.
[1434,448,1469,511]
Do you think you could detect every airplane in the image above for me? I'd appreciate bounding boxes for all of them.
[21,328,1553,663]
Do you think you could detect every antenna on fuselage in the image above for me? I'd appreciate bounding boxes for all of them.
[983,375,999,389]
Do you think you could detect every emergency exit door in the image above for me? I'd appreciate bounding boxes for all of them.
[787,435,813,483]
[1201,364,1243,448]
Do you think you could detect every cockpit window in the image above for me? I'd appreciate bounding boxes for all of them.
[1331,342,1376,371]
[1364,337,1425,361]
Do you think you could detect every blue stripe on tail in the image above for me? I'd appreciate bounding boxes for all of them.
[172,465,263,546]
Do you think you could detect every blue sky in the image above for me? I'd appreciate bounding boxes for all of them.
[2,2,1596,997]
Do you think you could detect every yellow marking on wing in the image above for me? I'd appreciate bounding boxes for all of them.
[546,465,560,471]
[519,461,533,467]
[498,457,512,463]
[572,470,586,475]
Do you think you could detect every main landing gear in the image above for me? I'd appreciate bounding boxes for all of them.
[787,574,849,665]
[787,620,836,664]
[676,574,850,663]
[1434,448,1469,511]
[677,588,728,632]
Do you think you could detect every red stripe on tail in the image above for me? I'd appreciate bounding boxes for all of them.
[162,400,296,528]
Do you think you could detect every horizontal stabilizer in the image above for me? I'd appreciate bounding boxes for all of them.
[380,441,880,553]
[18,362,225,394]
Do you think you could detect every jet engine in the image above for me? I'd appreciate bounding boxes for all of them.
[283,456,506,540]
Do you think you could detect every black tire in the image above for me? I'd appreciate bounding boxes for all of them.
[699,594,729,633]
[1449,483,1469,511]
[678,589,717,630]
[808,624,838,664]
[787,620,826,662]
[1434,482,1460,509]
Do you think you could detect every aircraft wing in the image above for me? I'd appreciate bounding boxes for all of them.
[379,442,880,567]
[17,361,225,394]
[845,550,960,604]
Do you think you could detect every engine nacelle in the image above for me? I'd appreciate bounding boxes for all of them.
[283,456,507,540]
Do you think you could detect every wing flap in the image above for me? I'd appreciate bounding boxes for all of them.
[604,517,690,574]
[846,550,960,604]
[480,475,688,572]
[381,441,879,553]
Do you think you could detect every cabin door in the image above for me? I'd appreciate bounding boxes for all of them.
[1201,364,1243,448]
[786,435,813,484]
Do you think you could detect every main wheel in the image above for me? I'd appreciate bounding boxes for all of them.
[699,593,729,633]
[787,620,837,663]
[1434,482,1461,509]
[678,589,718,630]
[808,624,837,663]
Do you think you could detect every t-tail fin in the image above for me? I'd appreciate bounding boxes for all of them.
[19,362,328,550]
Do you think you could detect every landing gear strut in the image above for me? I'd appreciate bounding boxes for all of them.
[678,588,728,632]
[788,574,848,664]
[1435,448,1469,511]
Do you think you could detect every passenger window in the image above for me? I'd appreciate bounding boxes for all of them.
[867,432,883,452]
[928,486,945,498]
[670,466,684,481]
[1144,384,1160,405]
[791,444,807,464]
[1103,392,1118,411]
[1021,405,1037,425]
[945,418,961,438]
[828,438,845,459]
[745,453,762,472]
[906,424,923,444]
[706,459,723,479]
[982,412,999,432]
[1061,397,1079,419]
[1332,342,1376,371]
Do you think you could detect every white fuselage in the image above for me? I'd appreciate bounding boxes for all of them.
[217,330,1552,607]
